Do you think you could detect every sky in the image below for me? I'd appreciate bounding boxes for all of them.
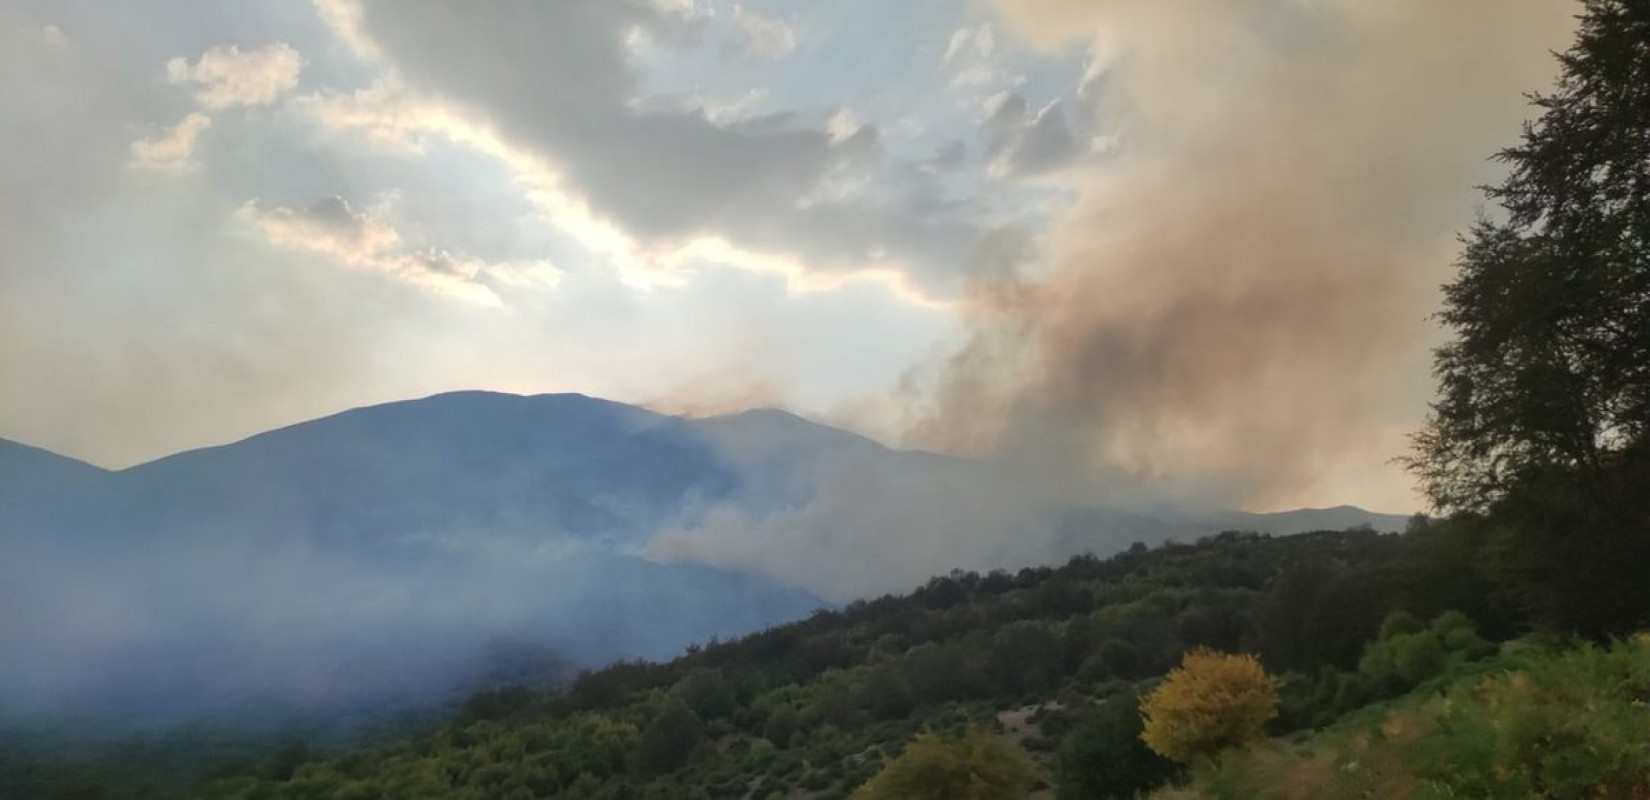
[0,0,1579,513]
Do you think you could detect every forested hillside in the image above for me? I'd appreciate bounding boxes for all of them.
[0,518,1553,800]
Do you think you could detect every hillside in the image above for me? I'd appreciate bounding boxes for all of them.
[3,521,1532,799]
[1155,636,1650,800]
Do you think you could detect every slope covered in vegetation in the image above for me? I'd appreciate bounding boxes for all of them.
[2,521,1534,800]
[1158,636,1650,800]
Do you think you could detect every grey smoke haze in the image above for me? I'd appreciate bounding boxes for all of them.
[646,0,1580,600]
[0,394,830,721]
[892,0,1577,511]
[1,392,1411,725]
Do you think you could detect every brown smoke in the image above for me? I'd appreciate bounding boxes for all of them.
[902,0,1578,510]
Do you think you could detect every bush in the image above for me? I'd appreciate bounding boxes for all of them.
[1358,610,1493,696]
[762,705,800,747]
[1404,640,1650,798]
[850,730,1034,800]
[677,669,737,720]
[1139,649,1278,763]
[1057,692,1179,800]
[636,700,706,776]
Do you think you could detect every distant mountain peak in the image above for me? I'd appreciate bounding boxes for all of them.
[0,436,109,476]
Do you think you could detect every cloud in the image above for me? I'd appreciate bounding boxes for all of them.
[951,65,998,89]
[38,24,68,48]
[732,5,796,59]
[945,23,1007,91]
[315,0,981,300]
[944,23,995,63]
[165,43,302,109]
[129,111,212,170]
[312,0,380,62]
[239,194,554,306]
[980,94,1083,178]
[244,194,401,262]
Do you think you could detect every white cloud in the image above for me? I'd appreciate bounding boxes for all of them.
[943,23,994,64]
[654,0,715,28]
[38,24,68,48]
[951,65,997,89]
[312,0,380,62]
[732,6,796,59]
[305,2,979,301]
[239,194,555,306]
[166,43,302,109]
[825,108,862,144]
[944,28,970,63]
[244,194,400,262]
[700,89,769,125]
[129,112,212,170]
[980,94,1083,179]
[974,24,996,60]
[296,77,441,154]
[298,82,934,306]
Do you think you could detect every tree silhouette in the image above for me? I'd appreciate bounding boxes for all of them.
[1409,0,1650,636]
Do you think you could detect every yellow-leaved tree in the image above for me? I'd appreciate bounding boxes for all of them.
[1138,648,1277,763]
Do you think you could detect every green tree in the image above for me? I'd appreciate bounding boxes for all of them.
[851,730,1033,800]
[1358,610,1493,696]
[859,667,916,720]
[992,621,1066,695]
[635,700,705,776]
[1409,1,1650,636]
[761,705,800,747]
[676,668,736,720]
[1057,691,1178,800]
[1412,0,1650,511]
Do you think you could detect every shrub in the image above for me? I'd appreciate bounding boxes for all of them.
[635,700,705,776]
[1057,692,1179,800]
[1358,610,1492,696]
[1404,640,1650,798]
[1139,649,1278,763]
[850,729,1033,800]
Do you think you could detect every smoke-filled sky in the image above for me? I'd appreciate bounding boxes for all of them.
[0,0,1577,512]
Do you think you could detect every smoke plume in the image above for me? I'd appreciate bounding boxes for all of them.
[899,0,1576,511]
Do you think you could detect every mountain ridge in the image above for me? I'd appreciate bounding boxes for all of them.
[0,389,1411,721]
[1,390,1414,521]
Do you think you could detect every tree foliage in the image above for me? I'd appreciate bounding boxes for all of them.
[850,730,1033,800]
[1139,649,1278,763]
[1057,689,1178,800]
[1408,0,1650,637]
[1411,0,1650,512]
[635,700,704,776]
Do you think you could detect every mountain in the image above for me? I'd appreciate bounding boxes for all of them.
[117,392,743,559]
[0,437,108,485]
[1201,504,1412,535]
[0,391,1409,722]
[0,438,109,528]
[0,393,820,719]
